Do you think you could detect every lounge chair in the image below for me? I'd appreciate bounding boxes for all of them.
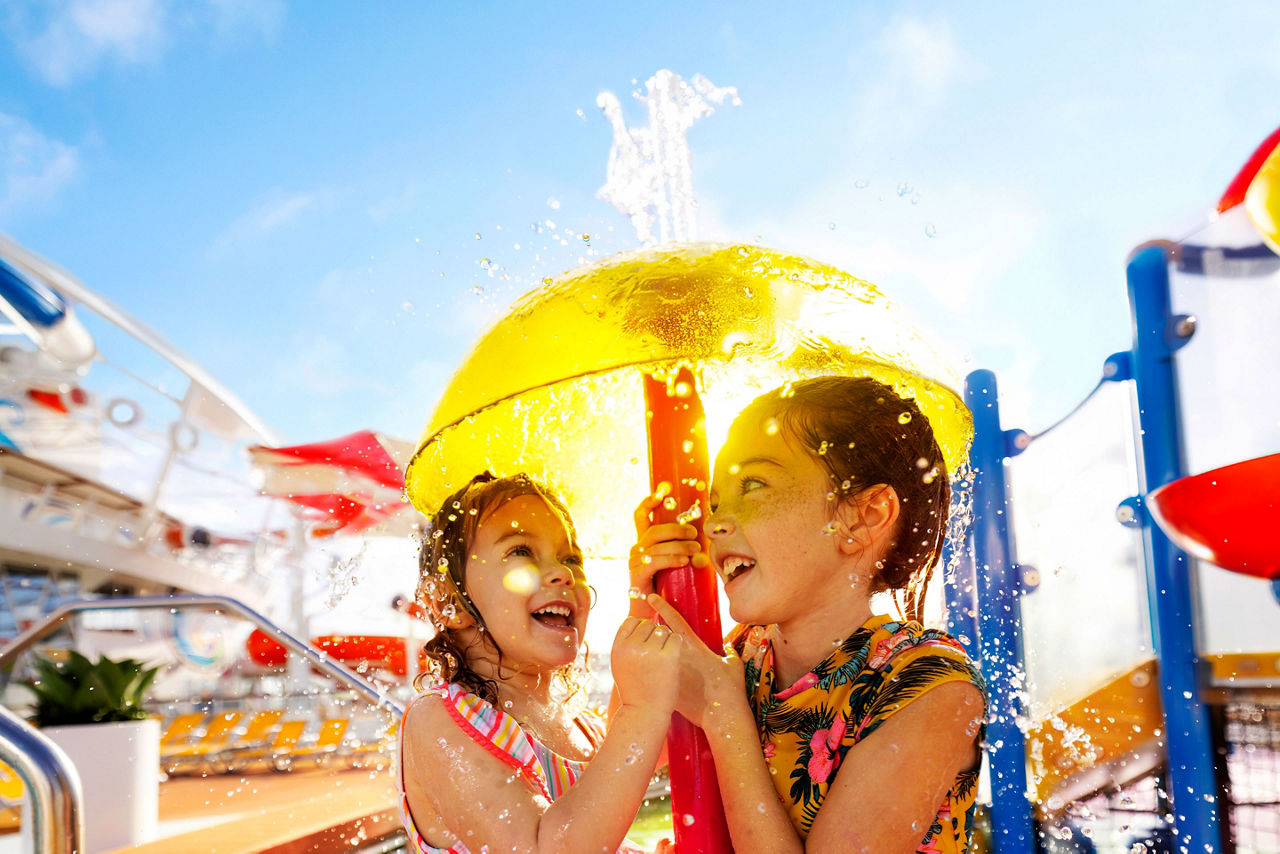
[220,719,307,773]
[159,712,206,747]
[276,718,350,771]
[162,711,244,774]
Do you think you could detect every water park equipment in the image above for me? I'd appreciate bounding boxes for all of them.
[405,240,973,852]
[955,127,1280,853]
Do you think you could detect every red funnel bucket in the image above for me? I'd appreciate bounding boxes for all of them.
[1147,453,1280,580]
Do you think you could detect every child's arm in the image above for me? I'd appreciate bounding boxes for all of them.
[402,616,680,854]
[648,595,985,854]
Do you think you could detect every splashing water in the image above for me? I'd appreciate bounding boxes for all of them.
[324,540,368,609]
[596,70,740,245]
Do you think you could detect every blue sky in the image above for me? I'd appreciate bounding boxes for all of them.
[3,0,1279,447]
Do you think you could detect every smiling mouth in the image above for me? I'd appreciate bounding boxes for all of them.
[530,603,576,629]
[721,556,756,584]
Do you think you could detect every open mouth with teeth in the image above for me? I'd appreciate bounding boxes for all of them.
[530,603,576,629]
[721,555,756,584]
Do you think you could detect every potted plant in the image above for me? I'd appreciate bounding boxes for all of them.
[24,651,162,851]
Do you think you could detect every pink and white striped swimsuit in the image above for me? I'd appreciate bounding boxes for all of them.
[396,682,611,854]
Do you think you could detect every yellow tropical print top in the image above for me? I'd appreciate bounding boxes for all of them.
[731,614,986,852]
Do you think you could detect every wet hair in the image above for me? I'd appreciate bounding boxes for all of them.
[414,472,588,705]
[739,376,950,624]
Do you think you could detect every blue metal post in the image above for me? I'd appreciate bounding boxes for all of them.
[965,369,1034,854]
[1125,245,1222,851]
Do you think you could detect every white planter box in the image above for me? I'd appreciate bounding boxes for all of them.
[43,718,160,852]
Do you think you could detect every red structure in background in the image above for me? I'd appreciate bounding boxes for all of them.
[643,367,733,853]
[1147,452,1280,580]
[246,629,428,677]
[1216,124,1280,213]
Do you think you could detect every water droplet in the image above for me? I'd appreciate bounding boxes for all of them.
[676,502,703,525]
[681,814,696,826]
[474,232,482,239]
[854,178,869,189]
[763,417,780,436]
[547,196,561,210]
[828,222,836,230]
[896,181,913,197]
[899,412,913,425]
[924,223,937,238]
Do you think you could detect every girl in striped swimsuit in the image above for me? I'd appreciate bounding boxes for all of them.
[398,473,677,854]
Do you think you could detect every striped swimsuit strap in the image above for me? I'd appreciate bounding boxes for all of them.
[398,683,597,853]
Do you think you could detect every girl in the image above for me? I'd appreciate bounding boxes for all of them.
[630,376,987,853]
[399,472,679,853]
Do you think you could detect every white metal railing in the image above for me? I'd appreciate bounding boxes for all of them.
[0,704,83,852]
[0,594,405,849]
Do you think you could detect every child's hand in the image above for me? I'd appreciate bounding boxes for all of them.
[645,594,746,732]
[628,488,708,605]
[610,614,683,717]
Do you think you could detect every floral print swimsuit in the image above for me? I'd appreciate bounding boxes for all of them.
[732,614,987,853]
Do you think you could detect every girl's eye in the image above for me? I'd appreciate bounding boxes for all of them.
[562,554,584,568]
[739,476,766,495]
[505,544,534,560]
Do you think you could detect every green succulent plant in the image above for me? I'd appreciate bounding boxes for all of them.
[23,651,160,727]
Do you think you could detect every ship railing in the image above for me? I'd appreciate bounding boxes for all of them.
[0,704,83,853]
[0,595,406,851]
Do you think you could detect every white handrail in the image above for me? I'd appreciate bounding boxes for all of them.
[0,704,84,853]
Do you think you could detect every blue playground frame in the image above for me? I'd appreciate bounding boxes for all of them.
[949,244,1226,853]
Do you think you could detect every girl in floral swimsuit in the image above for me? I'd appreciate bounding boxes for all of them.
[399,473,676,853]
[631,377,987,853]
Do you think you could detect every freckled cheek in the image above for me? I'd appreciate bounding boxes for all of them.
[737,483,814,528]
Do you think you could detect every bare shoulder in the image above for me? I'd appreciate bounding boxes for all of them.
[400,690,550,852]
[806,681,984,852]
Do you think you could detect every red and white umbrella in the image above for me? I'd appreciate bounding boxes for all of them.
[249,430,418,537]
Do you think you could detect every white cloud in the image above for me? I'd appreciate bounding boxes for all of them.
[206,0,285,41]
[272,333,364,401]
[7,0,170,86]
[878,17,969,100]
[2,0,285,86]
[208,189,325,257]
[0,111,80,219]
[849,16,981,139]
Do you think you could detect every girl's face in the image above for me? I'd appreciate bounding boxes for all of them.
[462,494,591,673]
[706,411,862,627]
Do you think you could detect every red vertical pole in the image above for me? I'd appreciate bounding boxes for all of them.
[643,367,733,853]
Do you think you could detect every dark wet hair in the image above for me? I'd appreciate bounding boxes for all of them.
[739,376,950,624]
[414,472,587,704]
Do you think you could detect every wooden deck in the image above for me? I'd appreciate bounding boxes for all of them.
[108,766,400,853]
